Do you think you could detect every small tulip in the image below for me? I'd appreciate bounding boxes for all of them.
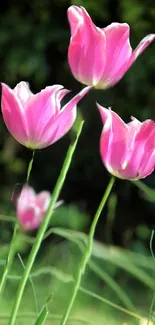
[97,104,155,180]
[1,82,91,149]
[67,6,155,89]
[16,185,62,230]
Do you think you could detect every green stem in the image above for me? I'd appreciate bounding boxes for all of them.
[8,120,84,325]
[27,150,35,183]
[0,223,18,297]
[60,176,115,325]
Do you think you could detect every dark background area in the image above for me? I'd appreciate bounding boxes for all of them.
[1,0,155,249]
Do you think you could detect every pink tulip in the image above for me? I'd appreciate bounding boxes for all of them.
[1,81,91,149]
[67,6,155,89]
[16,185,62,230]
[98,104,155,180]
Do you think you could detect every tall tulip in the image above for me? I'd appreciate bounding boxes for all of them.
[98,104,155,180]
[67,6,155,89]
[1,81,91,149]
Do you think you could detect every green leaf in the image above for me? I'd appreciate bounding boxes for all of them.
[131,180,155,202]
[46,228,155,290]
[34,295,52,325]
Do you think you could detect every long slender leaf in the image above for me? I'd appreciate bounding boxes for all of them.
[45,228,155,290]
[34,295,52,325]
[17,254,39,315]
[34,306,48,325]
[0,312,95,324]
[7,265,143,321]
[132,180,155,202]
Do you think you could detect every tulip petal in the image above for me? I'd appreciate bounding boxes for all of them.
[67,6,83,36]
[55,88,71,113]
[36,191,51,213]
[141,150,155,178]
[14,81,33,105]
[100,23,132,87]
[130,34,155,65]
[17,185,36,210]
[18,206,40,230]
[25,85,63,146]
[38,86,91,147]
[117,120,155,179]
[17,185,39,229]
[1,83,29,144]
[68,6,106,86]
[98,105,128,174]
[136,121,155,177]
[122,118,141,167]
[111,34,155,87]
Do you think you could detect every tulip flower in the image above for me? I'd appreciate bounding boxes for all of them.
[15,185,62,230]
[67,6,155,89]
[1,81,91,149]
[97,104,155,180]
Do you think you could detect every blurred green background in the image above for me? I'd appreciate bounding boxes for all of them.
[1,0,155,324]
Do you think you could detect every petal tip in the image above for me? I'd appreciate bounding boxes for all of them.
[97,104,110,123]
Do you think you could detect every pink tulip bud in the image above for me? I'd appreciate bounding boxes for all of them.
[1,82,91,149]
[16,185,62,230]
[67,6,155,89]
[97,104,155,180]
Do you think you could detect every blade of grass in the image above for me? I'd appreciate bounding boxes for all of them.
[17,230,155,272]
[132,180,155,202]
[147,230,155,325]
[17,254,39,315]
[79,286,143,321]
[7,265,144,322]
[40,228,136,311]
[34,295,52,325]
[22,227,155,295]
[43,227,155,291]
[0,215,16,222]
[0,223,18,297]
[60,176,115,325]
[0,313,97,325]
[49,228,155,290]
[89,260,135,311]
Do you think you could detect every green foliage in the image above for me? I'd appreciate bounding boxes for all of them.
[0,222,154,324]
[34,295,52,325]
[0,0,155,323]
[1,0,155,236]
[50,204,89,229]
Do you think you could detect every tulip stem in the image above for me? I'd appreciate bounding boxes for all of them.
[60,176,115,325]
[26,150,35,183]
[8,120,84,325]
